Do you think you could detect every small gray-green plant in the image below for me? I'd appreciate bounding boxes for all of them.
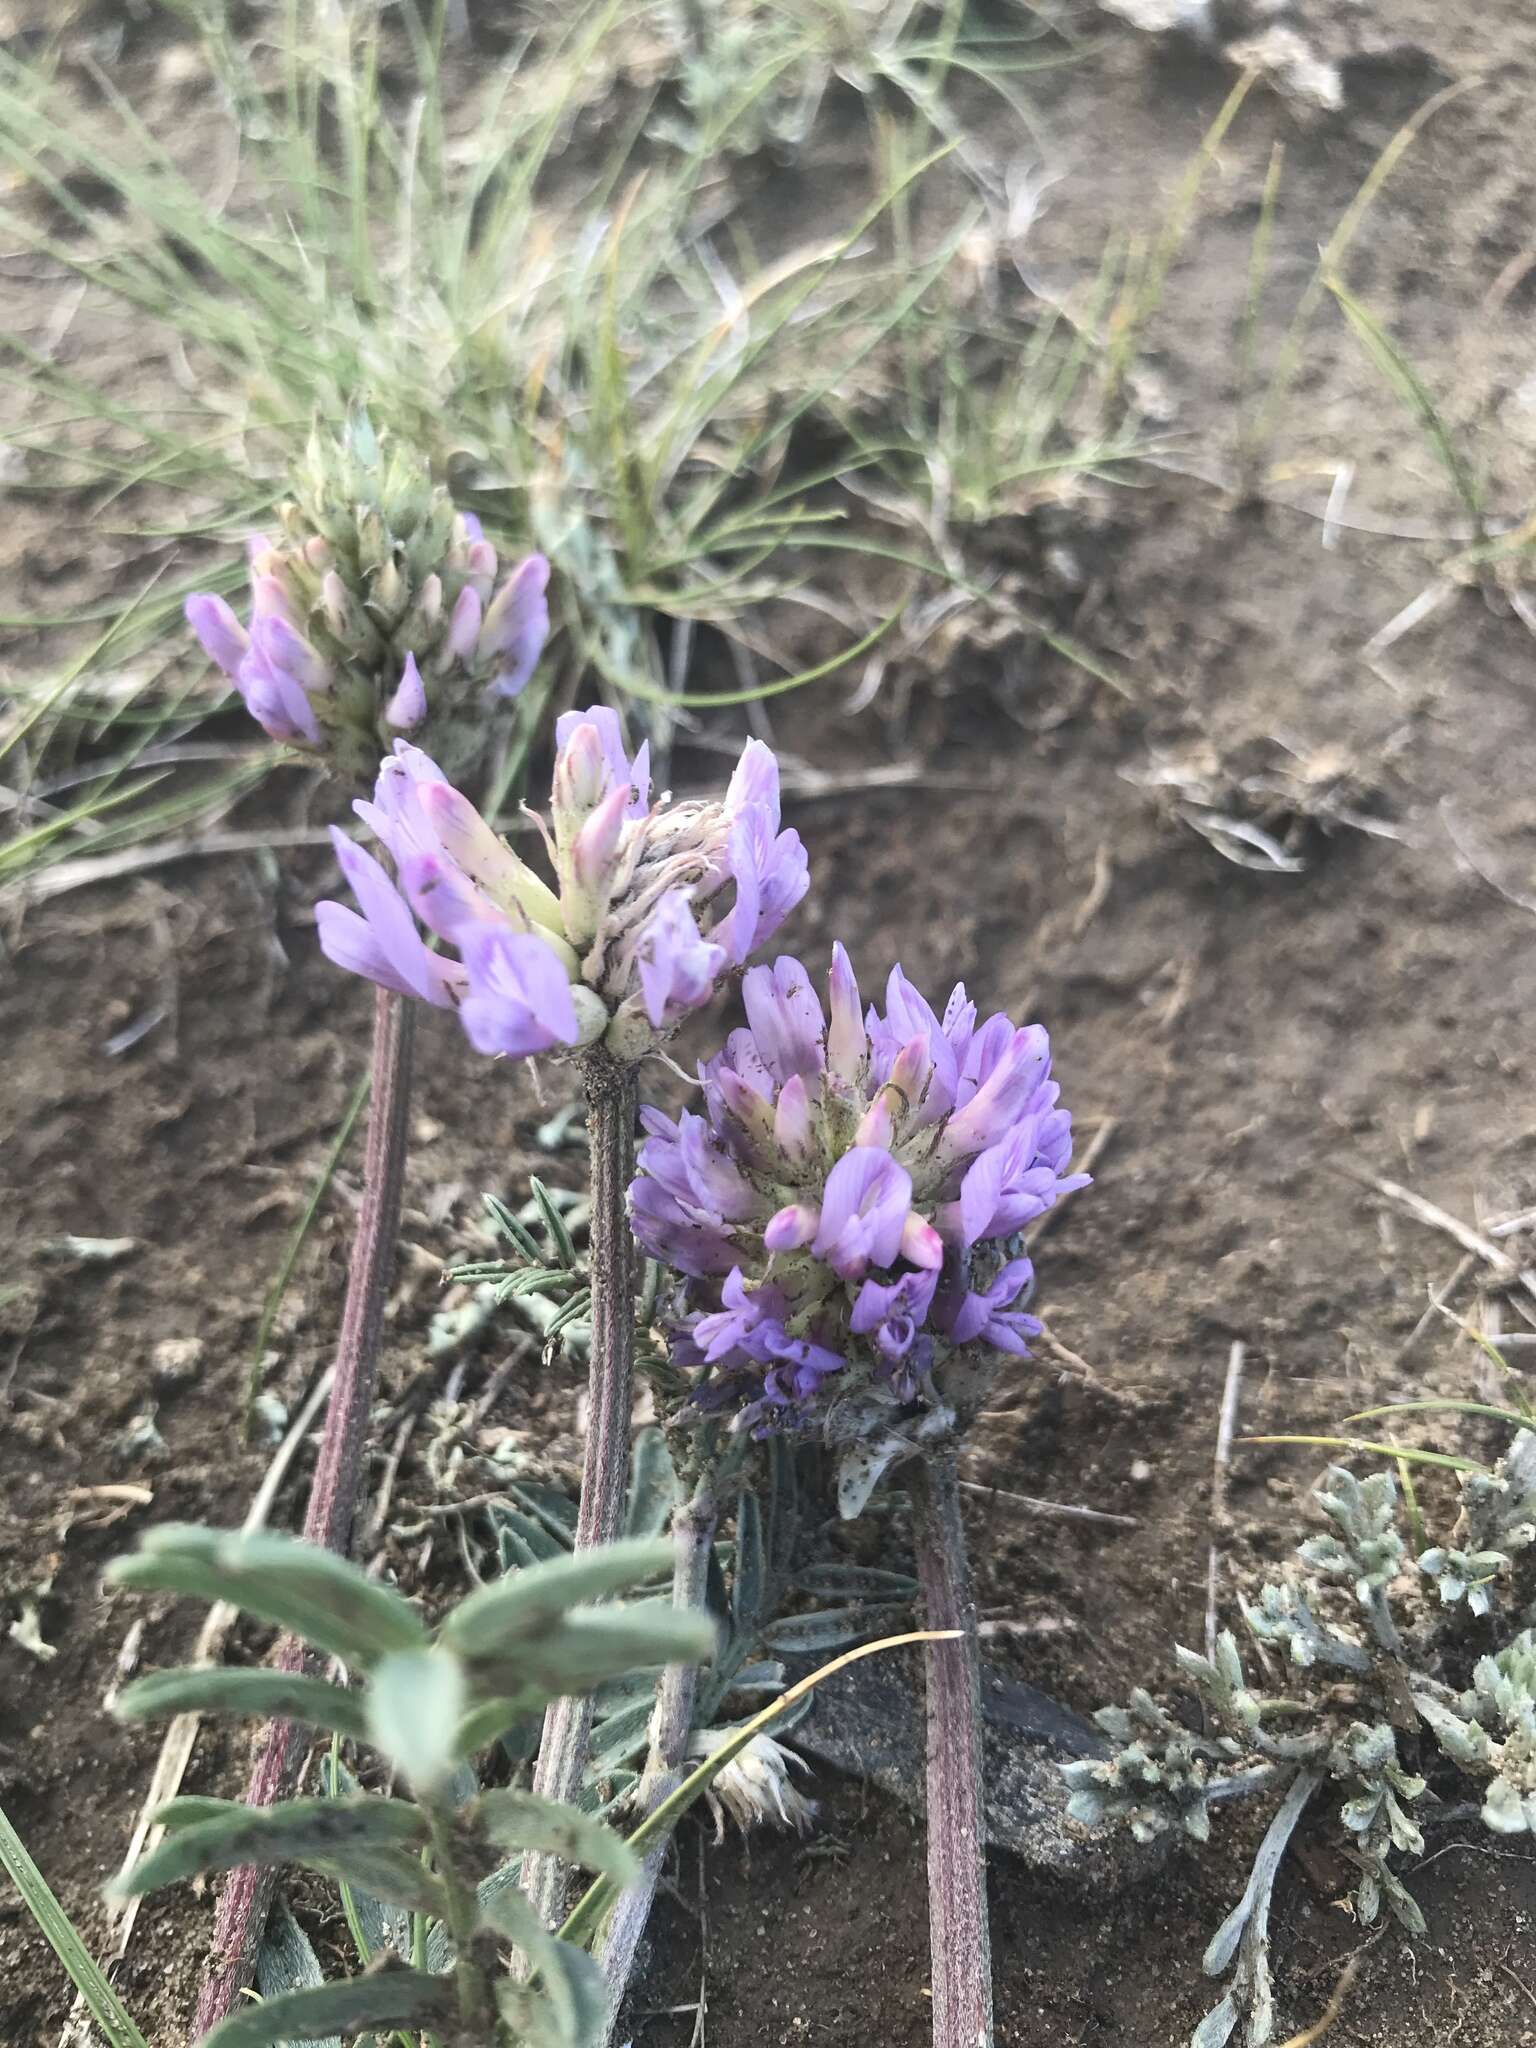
[1064,1430,1536,2048]
[106,1523,714,2048]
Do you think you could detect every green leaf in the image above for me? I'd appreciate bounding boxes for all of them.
[476,1790,640,1887]
[530,1178,578,1267]
[455,1693,545,1758]
[442,1539,672,1659]
[365,1649,466,1791]
[201,1969,453,2047]
[476,1601,715,1700]
[588,1697,654,1776]
[108,1528,426,1669]
[761,1605,900,1655]
[534,1932,610,2048]
[731,1491,764,1637]
[796,1564,918,1599]
[321,1757,411,1967]
[766,1438,799,1580]
[0,1798,151,2048]
[623,1428,676,1541]
[256,1897,340,2048]
[154,1796,255,1831]
[116,1798,438,1915]
[486,1888,609,2048]
[114,1668,369,1742]
[495,1506,568,1569]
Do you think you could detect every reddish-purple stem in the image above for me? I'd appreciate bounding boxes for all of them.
[912,1448,994,2048]
[192,987,415,2039]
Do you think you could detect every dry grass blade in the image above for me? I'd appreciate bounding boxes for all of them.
[1205,1340,1246,1661]
[5,828,336,906]
[1274,1958,1360,2048]
[1332,1162,1536,1307]
[957,1478,1137,1529]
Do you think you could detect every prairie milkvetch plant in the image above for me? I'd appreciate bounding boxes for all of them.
[318,711,807,1066]
[632,945,1086,1503]
[318,702,805,1930]
[185,415,549,787]
[106,1525,713,2048]
[631,945,1087,2048]
[1066,1431,1536,2048]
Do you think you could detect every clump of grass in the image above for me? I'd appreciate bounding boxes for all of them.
[0,0,1136,897]
[0,7,927,868]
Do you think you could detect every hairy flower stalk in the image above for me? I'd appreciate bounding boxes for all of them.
[523,1051,641,1931]
[318,709,806,1924]
[194,988,416,2037]
[186,412,549,785]
[596,1466,722,2034]
[912,1449,992,2048]
[184,427,547,2002]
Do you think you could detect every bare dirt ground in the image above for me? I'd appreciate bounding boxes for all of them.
[5,4,1536,2045]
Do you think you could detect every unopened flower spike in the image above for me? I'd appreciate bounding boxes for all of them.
[316,709,808,1066]
[184,411,550,787]
[630,944,1088,1502]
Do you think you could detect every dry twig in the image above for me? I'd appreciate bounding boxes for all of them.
[1334,1163,1536,1308]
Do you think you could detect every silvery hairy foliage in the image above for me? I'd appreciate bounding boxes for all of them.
[1063,1430,1536,2048]
[108,1526,713,2048]
[453,1417,915,1832]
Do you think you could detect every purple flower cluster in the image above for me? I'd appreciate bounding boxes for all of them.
[317,709,808,1063]
[630,947,1087,1436]
[186,518,548,773]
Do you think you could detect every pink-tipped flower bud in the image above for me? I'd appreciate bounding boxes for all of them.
[385,653,428,731]
[446,583,483,663]
[764,1204,819,1253]
[551,719,613,847]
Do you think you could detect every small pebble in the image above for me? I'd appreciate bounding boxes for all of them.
[1130,1458,1153,1484]
[151,1336,206,1390]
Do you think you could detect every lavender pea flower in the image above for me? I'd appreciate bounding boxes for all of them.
[629,946,1087,1475]
[317,710,808,1067]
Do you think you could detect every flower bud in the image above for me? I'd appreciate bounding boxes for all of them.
[385,653,428,731]
[445,583,482,662]
[551,720,612,847]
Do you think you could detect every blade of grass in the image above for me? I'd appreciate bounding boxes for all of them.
[1343,1398,1533,1430]
[1105,68,1257,403]
[1234,140,1284,486]
[1248,76,1476,459]
[0,1799,151,2048]
[1325,275,1482,534]
[1394,1450,1427,1555]
[1243,1434,1485,1474]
